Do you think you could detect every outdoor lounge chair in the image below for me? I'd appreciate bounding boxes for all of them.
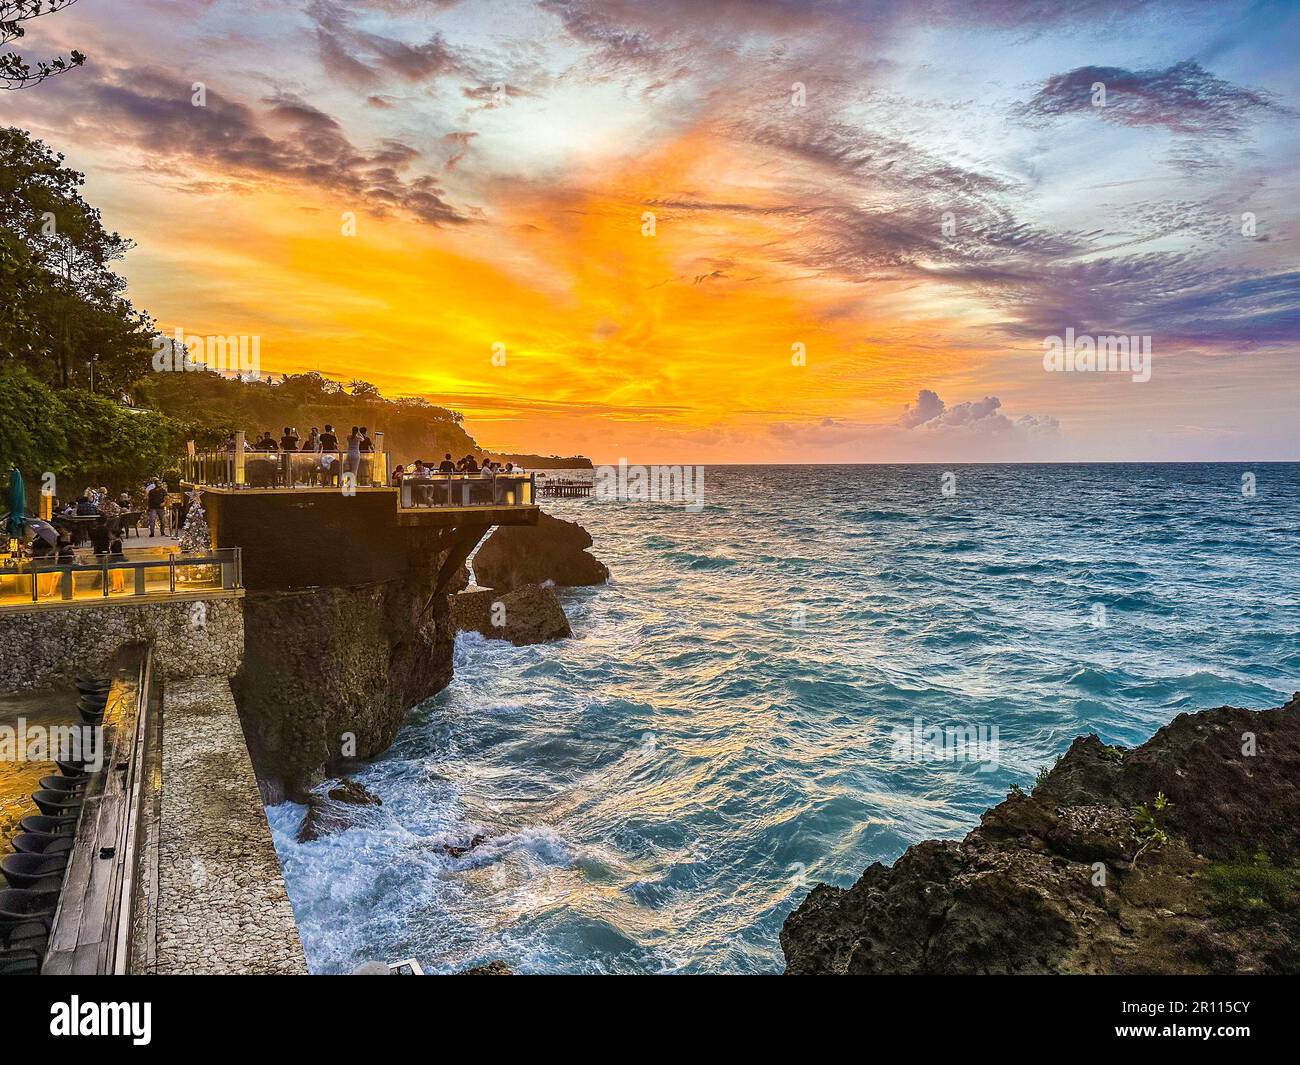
[38,775,87,793]
[1,853,68,890]
[19,815,75,836]
[11,834,73,857]
[31,790,82,817]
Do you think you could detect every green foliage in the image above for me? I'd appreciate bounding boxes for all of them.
[1131,791,1173,866]
[1,126,153,391]
[1207,852,1300,927]
[0,366,184,497]
[1100,744,1125,764]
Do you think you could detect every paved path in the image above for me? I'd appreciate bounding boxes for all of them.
[153,677,307,974]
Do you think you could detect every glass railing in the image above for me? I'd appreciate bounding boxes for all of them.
[181,450,391,489]
[398,472,536,508]
[0,547,241,608]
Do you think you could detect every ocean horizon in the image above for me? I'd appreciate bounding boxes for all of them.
[267,461,1300,973]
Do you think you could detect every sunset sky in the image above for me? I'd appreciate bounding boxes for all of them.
[4,0,1297,462]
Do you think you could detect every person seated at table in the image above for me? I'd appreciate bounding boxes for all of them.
[75,495,98,516]
[279,426,299,451]
[391,464,406,487]
[409,461,434,505]
[504,462,516,473]
[254,431,279,451]
[118,491,133,509]
[458,454,479,473]
[88,515,112,555]
[438,453,456,473]
[99,493,122,521]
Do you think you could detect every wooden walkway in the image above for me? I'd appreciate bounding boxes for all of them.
[43,647,151,975]
[539,480,593,497]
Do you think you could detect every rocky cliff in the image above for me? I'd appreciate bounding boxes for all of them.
[235,529,468,802]
[473,511,609,590]
[781,694,1300,975]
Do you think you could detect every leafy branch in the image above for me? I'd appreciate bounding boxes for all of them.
[1,1,85,90]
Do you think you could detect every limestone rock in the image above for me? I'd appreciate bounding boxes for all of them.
[459,960,513,975]
[472,511,608,591]
[328,777,382,807]
[234,527,461,799]
[451,584,571,645]
[781,693,1300,975]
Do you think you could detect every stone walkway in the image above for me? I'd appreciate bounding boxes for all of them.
[153,677,307,974]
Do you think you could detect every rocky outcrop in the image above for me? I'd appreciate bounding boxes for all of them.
[472,511,608,591]
[451,584,572,645]
[781,694,1300,975]
[460,960,513,975]
[235,529,461,801]
[297,777,383,842]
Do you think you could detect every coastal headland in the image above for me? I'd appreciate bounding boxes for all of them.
[782,694,1300,975]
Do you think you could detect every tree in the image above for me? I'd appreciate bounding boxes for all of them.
[0,127,153,388]
[177,491,210,552]
[1,1,86,90]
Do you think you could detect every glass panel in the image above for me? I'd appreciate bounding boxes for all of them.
[0,570,31,606]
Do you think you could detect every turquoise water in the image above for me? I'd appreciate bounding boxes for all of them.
[268,463,1300,973]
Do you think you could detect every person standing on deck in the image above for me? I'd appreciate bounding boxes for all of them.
[320,424,340,486]
[147,480,168,537]
[346,426,362,486]
[358,427,374,485]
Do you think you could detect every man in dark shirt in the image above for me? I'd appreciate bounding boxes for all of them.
[279,426,299,451]
[147,482,168,537]
[438,453,456,473]
[318,425,340,485]
[255,431,278,452]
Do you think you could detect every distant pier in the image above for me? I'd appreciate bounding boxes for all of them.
[539,478,593,498]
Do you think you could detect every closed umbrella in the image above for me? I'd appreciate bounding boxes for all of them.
[6,468,25,540]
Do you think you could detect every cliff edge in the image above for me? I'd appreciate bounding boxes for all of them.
[781,694,1300,975]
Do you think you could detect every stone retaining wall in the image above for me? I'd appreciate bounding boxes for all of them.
[0,593,244,693]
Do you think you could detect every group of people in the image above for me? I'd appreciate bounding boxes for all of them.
[392,454,521,483]
[46,478,172,561]
[226,425,378,487]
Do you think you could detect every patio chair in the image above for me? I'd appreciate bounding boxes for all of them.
[1,853,68,890]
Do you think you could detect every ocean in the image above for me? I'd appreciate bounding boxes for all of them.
[266,463,1300,973]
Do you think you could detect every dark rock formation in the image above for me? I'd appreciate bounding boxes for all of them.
[781,694,1300,975]
[327,778,383,807]
[451,584,572,645]
[460,960,513,975]
[434,833,488,859]
[235,527,462,801]
[472,511,608,591]
[297,777,384,842]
